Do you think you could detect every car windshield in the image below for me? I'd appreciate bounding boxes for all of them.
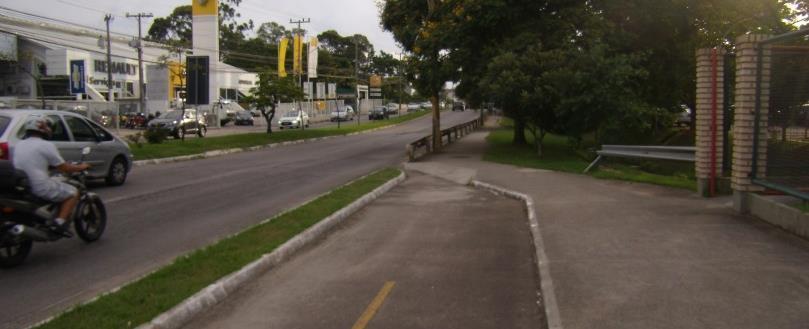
[237,112,251,118]
[285,111,299,117]
[164,111,183,120]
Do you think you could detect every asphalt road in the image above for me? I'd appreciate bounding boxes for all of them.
[0,111,479,329]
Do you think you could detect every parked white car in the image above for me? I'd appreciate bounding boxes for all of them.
[277,110,310,129]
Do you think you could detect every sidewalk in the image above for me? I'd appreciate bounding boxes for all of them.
[181,172,544,329]
[420,126,809,329]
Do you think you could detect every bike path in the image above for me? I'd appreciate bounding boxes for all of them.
[183,172,544,329]
[424,124,809,329]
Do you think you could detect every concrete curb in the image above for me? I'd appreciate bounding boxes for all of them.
[133,122,403,167]
[135,171,407,329]
[471,180,563,329]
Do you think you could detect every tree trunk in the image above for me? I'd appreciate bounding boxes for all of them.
[536,130,546,158]
[513,117,527,145]
[431,94,442,151]
[263,107,275,134]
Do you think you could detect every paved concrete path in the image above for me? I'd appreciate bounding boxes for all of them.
[420,123,809,329]
[183,173,544,329]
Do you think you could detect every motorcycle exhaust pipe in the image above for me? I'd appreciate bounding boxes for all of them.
[10,224,50,241]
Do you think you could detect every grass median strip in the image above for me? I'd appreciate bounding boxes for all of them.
[36,168,402,329]
[132,111,430,160]
[484,126,697,191]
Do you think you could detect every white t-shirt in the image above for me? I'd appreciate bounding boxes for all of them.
[12,137,66,197]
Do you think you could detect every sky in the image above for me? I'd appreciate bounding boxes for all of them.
[0,0,401,54]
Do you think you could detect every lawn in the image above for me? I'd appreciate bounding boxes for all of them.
[484,125,697,191]
[796,202,809,213]
[130,111,430,160]
[36,168,402,329]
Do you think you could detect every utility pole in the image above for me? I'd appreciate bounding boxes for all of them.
[104,14,114,102]
[126,12,153,115]
[399,52,404,116]
[290,18,310,130]
[355,36,360,126]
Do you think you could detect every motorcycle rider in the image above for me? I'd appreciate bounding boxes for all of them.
[12,117,90,233]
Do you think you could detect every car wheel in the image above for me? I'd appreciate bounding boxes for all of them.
[198,126,207,137]
[176,128,185,139]
[105,157,128,186]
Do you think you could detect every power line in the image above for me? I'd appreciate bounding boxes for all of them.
[0,5,130,37]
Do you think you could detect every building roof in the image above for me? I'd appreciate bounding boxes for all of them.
[0,13,173,64]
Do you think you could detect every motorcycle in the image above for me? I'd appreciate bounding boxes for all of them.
[0,147,106,268]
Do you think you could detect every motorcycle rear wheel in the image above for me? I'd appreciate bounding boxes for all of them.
[0,238,32,268]
[74,197,107,243]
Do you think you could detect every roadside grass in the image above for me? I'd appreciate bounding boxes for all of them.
[483,125,697,191]
[131,111,430,160]
[36,168,402,329]
[796,202,809,213]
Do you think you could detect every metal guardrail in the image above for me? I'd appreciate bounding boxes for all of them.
[583,145,696,173]
[406,116,484,161]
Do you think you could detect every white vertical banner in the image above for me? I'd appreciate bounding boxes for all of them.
[303,81,313,98]
[307,37,318,78]
[327,83,337,99]
[316,82,326,99]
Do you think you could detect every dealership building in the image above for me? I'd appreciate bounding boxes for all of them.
[0,2,257,118]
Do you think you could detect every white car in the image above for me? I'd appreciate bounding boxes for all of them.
[330,106,355,122]
[277,110,310,129]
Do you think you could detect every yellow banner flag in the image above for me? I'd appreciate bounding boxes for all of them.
[293,35,302,74]
[278,37,288,78]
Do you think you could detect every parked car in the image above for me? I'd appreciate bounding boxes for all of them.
[0,109,133,186]
[330,106,355,122]
[676,107,692,127]
[407,103,421,112]
[452,101,465,111]
[234,111,254,126]
[147,109,207,139]
[278,110,310,129]
[369,106,389,120]
[385,103,401,115]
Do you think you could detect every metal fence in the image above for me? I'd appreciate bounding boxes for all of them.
[1,99,145,130]
[754,30,809,200]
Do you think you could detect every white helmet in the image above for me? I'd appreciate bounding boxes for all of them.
[23,116,53,139]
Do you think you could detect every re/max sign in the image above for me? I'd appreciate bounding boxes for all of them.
[94,60,138,76]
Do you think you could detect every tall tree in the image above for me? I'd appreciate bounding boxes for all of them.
[256,22,291,44]
[244,73,304,133]
[147,0,253,50]
[381,0,458,150]
[147,5,192,46]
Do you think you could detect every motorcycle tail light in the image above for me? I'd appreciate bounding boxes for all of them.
[2,207,14,214]
[0,142,7,160]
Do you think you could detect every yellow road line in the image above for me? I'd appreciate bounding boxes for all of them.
[351,281,396,329]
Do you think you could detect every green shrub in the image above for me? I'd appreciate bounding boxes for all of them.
[144,129,169,144]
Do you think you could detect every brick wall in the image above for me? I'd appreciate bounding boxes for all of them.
[694,48,725,189]
[732,34,771,192]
